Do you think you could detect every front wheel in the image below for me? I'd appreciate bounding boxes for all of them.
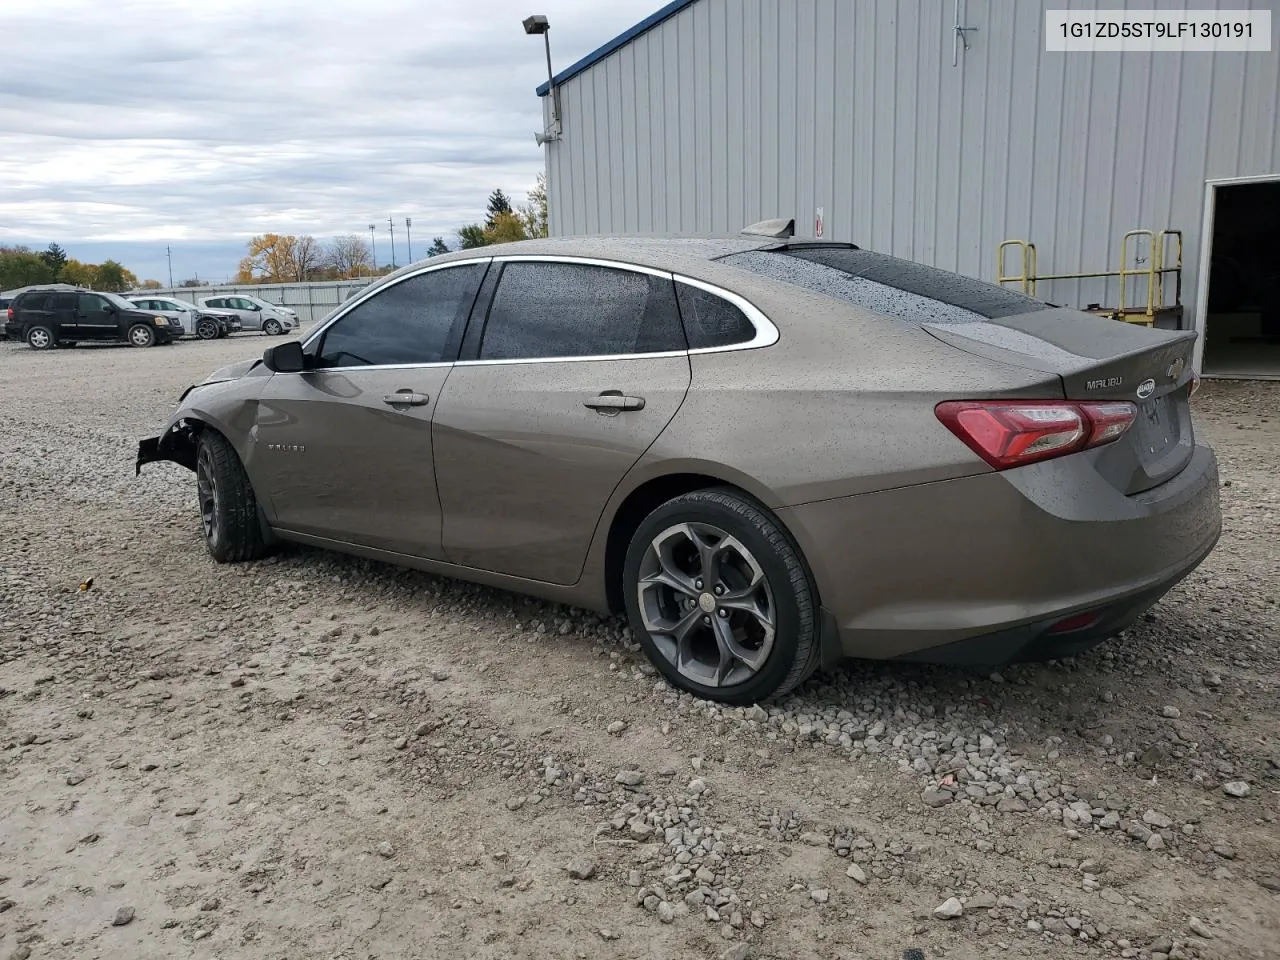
[127,323,156,348]
[622,488,821,705]
[262,319,283,336]
[196,432,269,563]
[26,326,54,350]
[196,318,220,340]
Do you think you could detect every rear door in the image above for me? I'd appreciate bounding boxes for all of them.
[253,260,488,558]
[432,257,692,585]
[51,293,78,337]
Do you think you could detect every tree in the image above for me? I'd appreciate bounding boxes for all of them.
[520,172,549,239]
[0,246,57,290]
[93,260,137,292]
[427,237,450,257]
[485,189,513,230]
[291,235,323,281]
[457,224,489,250]
[139,279,163,289]
[325,234,373,278]
[237,233,299,283]
[59,259,97,288]
[41,242,69,275]
[483,210,528,245]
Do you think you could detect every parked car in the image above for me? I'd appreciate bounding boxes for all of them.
[0,297,11,339]
[138,232,1221,704]
[9,287,179,348]
[196,295,297,335]
[127,296,239,339]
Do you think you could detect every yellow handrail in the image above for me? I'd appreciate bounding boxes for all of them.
[997,240,1038,296]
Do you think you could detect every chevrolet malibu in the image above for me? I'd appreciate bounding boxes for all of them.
[137,229,1220,704]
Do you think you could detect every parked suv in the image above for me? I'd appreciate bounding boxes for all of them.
[127,296,240,339]
[0,297,11,339]
[7,288,179,349]
[196,295,297,334]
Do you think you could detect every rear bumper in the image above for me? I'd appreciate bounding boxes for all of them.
[779,443,1221,664]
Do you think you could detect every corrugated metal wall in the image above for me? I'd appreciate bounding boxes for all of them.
[545,0,1278,327]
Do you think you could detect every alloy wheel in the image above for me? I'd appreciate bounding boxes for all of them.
[196,444,221,546]
[636,522,776,688]
[28,328,51,349]
[129,325,153,347]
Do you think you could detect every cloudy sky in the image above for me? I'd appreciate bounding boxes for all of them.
[0,0,659,283]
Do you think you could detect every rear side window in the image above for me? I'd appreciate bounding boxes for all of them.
[315,263,485,368]
[721,247,1048,323]
[676,283,756,349]
[479,261,684,360]
[21,293,50,310]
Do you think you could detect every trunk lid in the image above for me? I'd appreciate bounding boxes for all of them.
[923,308,1197,493]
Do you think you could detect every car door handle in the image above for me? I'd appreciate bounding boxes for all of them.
[382,392,430,406]
[584,391,645,413]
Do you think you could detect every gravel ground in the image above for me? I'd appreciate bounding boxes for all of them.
[1,336,1277,960]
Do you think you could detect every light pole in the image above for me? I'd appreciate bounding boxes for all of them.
[388,216,397,269]
[166,245,174,288]
[523,14,560,143]
[405,217,413,262]
[368,224,377,274]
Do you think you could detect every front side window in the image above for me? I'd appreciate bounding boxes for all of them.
[78,293,109,314]
[233,298,257,311]
[315,264,486,369]
[478,261,684,361]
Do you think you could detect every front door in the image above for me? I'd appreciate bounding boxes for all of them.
[50,293,78,337]
[433,259,692,585]
[76,293,117,339]
[252,260,488,559]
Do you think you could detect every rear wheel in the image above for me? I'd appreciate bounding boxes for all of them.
[196,432,269,563]
[127,323,156,348]
[196,318,219,340]
[26,325,54,350]
[623,488,820,704]
[263,318,283,336]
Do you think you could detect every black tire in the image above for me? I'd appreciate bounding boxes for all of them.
[622,488,820,705]
[26,325,55,350]
[196,318,220,340]
[127,323,156,348]
[263,318,283,336]
[196,431,269,563]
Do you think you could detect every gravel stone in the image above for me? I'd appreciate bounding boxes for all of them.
[565,858,596,881]
[846,863,868,885]
[933,897,963,919]
[112,906,135,926]
[1222,781,1251,798]
[1189,917,1214,939]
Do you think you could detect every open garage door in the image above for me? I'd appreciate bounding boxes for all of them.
[1198,177,1280,379]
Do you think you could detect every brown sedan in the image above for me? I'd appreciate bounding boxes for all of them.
[137,233,1221,704]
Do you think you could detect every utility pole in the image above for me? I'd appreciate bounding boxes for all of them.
[405,217,413,262]
[368,224,377,275]
[166,245,174,288]
[388,216,397,269]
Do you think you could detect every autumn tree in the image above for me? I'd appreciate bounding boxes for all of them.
[0,246,57,289]
[520,173,549,238]
[93,260,137,292]
[139,279,163,289]
[427,237,450,257]
[237,234,294,282]
[291,235,323,281]
[325,234,373,278]
[59,259,97,287]
[482,211,528,245]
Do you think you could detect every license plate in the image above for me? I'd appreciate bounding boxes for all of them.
[1135,396,1176,456]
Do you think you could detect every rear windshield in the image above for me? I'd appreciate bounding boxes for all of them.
[719,247,1048,323]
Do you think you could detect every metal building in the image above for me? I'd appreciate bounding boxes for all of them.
[537,0,1279,376]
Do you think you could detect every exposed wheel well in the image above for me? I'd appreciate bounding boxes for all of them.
[604,473,749,614]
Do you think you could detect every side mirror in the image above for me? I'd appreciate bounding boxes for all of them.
[262,340,307,373]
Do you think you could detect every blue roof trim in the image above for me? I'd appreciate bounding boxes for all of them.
[535,0,699,96]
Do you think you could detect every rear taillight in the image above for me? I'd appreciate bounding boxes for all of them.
[5,307,12,322]
[935,399,1137,470]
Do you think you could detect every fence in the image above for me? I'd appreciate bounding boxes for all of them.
[139,279,372,325]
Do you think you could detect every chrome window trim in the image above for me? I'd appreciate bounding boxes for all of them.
[299,257,494,351]
[284,253,779,373]
[673,274,780,354]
